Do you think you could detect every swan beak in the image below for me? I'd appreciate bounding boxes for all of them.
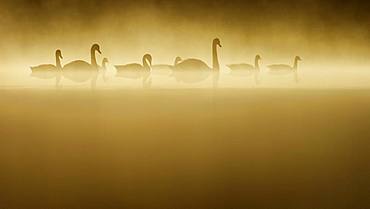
[97,49,102,54]
[218,43,222,47]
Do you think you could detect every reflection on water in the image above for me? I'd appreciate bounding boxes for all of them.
[0,89,369,209]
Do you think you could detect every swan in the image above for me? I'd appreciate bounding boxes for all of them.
[267,56,301,82]
[30,49,63,78]
[63,44,101,72]
[228,55,262,84]
[267,56,302,73]
[62,44,102,83]
[151,57,182,75]
[30,49,63,87]
[172,38,222,85]
[174,38,221,71]
[115,54,153,88]
[115,54,152,79]
[227,55,261,72]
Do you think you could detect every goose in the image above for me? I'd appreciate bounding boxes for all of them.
[62,44,102,83]
[151,57,182,75]
[115,54,153,88]
[30,49,63,79]
[267,56,302,73]
[172,38,222,85]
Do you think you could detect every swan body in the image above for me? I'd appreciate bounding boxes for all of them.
[30,65,59,79]
[228,55,261,71]
[268,56,302,74]
[30,50,63,79]
[228,55,261,78]
[115,54,152,79]
[227,64,255,71]
[31,64,58,73]
[175,59,210,71]
[172,59,211,83]
[63,61,92,71]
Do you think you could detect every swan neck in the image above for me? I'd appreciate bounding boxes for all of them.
[91,48,98,69]
[212,43,220,70]
[56,55,62,70]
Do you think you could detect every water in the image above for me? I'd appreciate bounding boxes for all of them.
[0,64,370,209]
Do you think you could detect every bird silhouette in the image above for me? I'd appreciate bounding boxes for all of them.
[227,55,262,84]
[115,54,153,88]
[62,44,102,88]
[267,56,302,82]
[172,38,222,87]
[30,49,63,87]
[267,56,302,72]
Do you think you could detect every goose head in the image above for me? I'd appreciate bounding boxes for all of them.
[213,38,222,47]
[295,56,302,62]
[92,44,102,54]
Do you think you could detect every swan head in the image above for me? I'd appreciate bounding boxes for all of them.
[143,54,152,66]
[213,38,222,47]
[56,49,63,59]
[92,44,102,54]
[295,56,302,61]
[255,55,261,60]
